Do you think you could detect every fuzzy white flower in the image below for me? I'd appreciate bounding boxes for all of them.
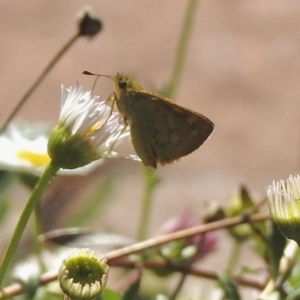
[267,175,300,221]
[0,123,105,176]
[267,174,300,245]
[48,84,137,170]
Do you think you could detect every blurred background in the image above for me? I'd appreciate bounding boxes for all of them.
[0,1,300,296]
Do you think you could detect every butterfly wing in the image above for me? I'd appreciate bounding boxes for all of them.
[118,91,214,168]
[129,119,158,168]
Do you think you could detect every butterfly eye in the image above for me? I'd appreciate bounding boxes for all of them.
[118,79,127,90]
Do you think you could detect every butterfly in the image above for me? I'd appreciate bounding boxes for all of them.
[84,72,214,168]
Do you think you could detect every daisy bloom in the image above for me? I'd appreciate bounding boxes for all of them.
[48,83,135,170]
[266,174,300,245]
[0,122,104,176]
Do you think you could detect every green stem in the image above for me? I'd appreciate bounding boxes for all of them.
[226,239,241,274]
[32,205,46,272]
[136,167,160,241]
[0,33,80,134]
[0,212,270,299]
[136,189,152,241]
[167,0,198,99]
[137,0,198,241]
[260,240,299,298]
[277,241,299,288]
[0,163,59,287]
[33,204,43,243]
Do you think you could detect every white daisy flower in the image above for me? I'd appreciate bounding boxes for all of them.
[266,174,300,245]
[0,122,104,176]
[48,83,137,170]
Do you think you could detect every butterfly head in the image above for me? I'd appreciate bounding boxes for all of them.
[114,73,144,97]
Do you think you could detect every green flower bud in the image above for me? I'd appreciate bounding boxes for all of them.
[58,248,109,300]
[225,185,257,241]
[48,123,98,169]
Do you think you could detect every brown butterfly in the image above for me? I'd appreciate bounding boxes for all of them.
[84,72,214,168]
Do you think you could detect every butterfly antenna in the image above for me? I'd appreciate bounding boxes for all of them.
[82,71,99,92]
[83,71,114,80]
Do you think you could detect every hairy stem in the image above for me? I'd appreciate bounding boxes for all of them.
[0,163,59,287]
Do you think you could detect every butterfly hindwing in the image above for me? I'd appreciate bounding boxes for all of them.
[120,91,213,166]
[129,119,158,168]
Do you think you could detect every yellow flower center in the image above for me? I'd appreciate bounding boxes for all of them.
[17,150,51,167]
[85,121,103,136]
[287,199,300,219]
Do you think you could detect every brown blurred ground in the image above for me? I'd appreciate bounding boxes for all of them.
[1,1,300,297]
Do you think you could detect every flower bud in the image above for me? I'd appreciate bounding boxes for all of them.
[77,8,102,37]
[58,248,109,300]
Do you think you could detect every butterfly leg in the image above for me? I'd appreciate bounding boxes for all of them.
[105,92,117,105]
[106,122,128,154]
[101,92,118,127]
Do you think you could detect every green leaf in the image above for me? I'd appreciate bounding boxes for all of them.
[286,251,300,290]
[218,274,241,300]
[0,171,14,191]
[101,289,122,300]
[286,286,300,300]
[0,196,10,224]
[122,279,140,300]
[17,173,40,189]
[268,221,286,278]
[15,276,40,300]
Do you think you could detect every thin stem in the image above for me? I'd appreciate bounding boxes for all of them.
[0,212,269,299]
[170,235,205,300]
[0,262,265,300]
[260,240,299,298]
[277,240,299,288]
[136,167,160,241]
[136,0,197,243]
[136,190,151,241]
[226,239,241,274]
[109,213,270,261]
[0,163,59,287]
[170,269,188,300]
[32,205,46,272]
[166,0,198,99]
[0,33,80,134]
[116,261,265,290]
